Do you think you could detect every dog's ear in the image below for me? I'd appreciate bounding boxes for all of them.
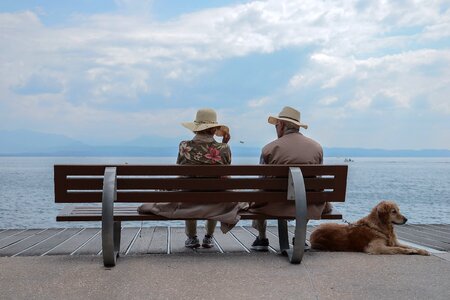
[377,202,390,224]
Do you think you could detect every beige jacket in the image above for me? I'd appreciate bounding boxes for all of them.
[249,131,326,219]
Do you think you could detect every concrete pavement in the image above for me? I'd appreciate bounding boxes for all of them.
[1,252,449,300]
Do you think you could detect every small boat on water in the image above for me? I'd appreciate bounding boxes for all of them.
[344,158,354,162]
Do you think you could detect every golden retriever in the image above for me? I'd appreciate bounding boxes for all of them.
[310,201,430,255]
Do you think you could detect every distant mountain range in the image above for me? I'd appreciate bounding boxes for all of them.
[1,129,449,157]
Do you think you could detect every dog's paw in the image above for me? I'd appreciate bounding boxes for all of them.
[417,249,430,256]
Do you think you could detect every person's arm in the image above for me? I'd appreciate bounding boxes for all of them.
[222,145,232,165]
[176,142,183,165]
[318,146,324,165]
[259,152,266,165]
[221,131,231,164]
[221,132,230,144]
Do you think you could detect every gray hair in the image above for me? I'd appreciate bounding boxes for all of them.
[281,121,299,134]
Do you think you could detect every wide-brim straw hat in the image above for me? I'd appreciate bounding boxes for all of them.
[268,106,308,129]
[182,108,229,136]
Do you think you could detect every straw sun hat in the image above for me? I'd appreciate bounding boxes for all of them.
[182,108,229,136]
[268,106,308,129]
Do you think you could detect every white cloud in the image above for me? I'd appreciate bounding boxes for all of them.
[288,48,450,115]
[248,97,270,108]
[288,74,304,88]
[1,1,450,148]
[319,96,338,106]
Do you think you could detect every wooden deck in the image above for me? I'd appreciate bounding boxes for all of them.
[0,225,448,257]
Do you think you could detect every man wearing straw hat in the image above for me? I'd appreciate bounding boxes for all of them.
[249,106,326,251]
[139,108,243,249]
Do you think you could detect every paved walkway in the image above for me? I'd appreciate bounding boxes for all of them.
[1,252,449,299]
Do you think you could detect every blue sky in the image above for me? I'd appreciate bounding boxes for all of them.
[1,0,449,149]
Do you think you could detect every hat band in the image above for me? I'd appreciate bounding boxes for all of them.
[279,115,300,123]
[194,120,218,125]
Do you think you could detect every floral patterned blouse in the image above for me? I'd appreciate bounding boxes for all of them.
[176,134,231,165]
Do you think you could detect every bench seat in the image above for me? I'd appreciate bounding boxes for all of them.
[57,206,343,222]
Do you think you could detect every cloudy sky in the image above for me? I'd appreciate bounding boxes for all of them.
[1,0,449,149]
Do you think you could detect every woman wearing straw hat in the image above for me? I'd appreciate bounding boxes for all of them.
[139,108,241,249]
[178,108,232,248]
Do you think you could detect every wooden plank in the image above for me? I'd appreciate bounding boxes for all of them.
[244,225,280,252]
[60,190,288,203]
[267,225,295,245]
[169,227,194,254]
[54,165,69,203]
[0,229,43,249]
[55,164,347,177]
[213,230,248,253]
[0,229,63,257]
[127,227,156,255]
[319,208,343,219]
[66,177,341,191]
[427,224,450,231]
[395,225,446,243]
[119,227,140,255]
[270,223,298,248]
[46,228,100,255]
[394,228,448,251]
[229,226,258,253]
[18,228,82,256]
[147,226,168,254]
[57,206,342,222]
[54,165,105,176]
[194,226,221,254]
[286,225,315,241]
[67,177,289,191]
[422,224,450,237]
[396,224,450,241]
[58,190,343,204]
[113,164,347,177]
[406,224,450,239]
[0,229,26,241]
[72,230,102,255]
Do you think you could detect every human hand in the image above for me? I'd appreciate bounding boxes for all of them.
[222,132,230,144]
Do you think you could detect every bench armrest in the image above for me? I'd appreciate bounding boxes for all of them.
[102,167,120,267]
[278,167,308,264]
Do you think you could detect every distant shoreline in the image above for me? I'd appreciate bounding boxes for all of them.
[1,147,449,158]
[2,130,449,157]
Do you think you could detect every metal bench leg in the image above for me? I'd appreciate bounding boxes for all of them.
[278,219,290,256]
[281,167,308,264]
[102,167,119,267]
[114,221,121,255]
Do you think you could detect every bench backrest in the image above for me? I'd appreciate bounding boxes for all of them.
[54,165,347,205]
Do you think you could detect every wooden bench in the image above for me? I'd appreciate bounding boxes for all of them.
[55,164,348,267]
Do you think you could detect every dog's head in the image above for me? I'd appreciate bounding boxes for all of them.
[375,201,407,225]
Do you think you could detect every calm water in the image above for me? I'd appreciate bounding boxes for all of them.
[0,156,449,228]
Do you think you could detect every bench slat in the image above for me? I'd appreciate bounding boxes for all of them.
[66,177,288,190]
[65,177,337,191]
[55,164,347,176]
[61,190,344,204]
[57,206,343,222]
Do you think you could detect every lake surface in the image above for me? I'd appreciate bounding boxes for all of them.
[0,156,449,228]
